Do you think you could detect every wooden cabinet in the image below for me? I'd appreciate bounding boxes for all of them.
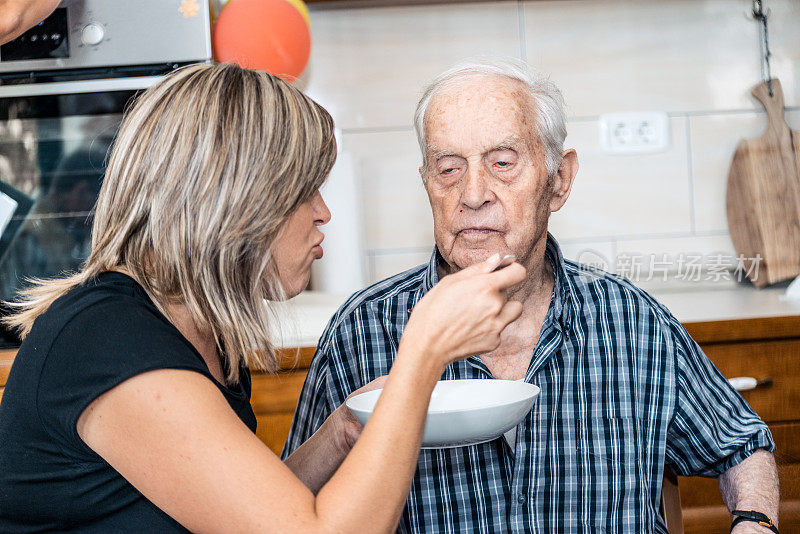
[680,316,800,533]
[2,313,799,531]
[250,347,316,454]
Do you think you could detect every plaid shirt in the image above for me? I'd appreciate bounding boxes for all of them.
[283,233,774,533]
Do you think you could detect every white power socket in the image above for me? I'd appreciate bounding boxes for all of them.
[599,112,670,155]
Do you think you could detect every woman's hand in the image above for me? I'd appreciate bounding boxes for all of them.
[284,375,388,493]
[329,376,388,453]
[329,251,526,458]
[400,253,526,369]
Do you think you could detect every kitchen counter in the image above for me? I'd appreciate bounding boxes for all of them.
[645,279,800,324]
[275,278,800,348]
[269,291,349,348]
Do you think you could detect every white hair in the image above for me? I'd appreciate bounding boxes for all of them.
[414,56,567,179]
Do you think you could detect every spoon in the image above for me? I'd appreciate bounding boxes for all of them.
[492,254,516,272]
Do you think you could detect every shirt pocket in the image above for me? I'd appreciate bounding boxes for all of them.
[576,415,649,532]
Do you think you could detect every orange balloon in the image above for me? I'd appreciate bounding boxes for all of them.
[284,0,310,27]
[213,0,310,81]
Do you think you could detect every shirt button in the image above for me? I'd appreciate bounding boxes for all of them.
[517,493,527,505]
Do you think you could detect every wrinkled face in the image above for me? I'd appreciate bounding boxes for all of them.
[422,75,555,273]
[271,190,331,298]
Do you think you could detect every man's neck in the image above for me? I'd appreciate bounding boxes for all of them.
[510,242,554,313]
[435,237,557,380]
[477,256,554,380]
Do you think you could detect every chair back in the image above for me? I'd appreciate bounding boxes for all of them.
[661,467,684,534]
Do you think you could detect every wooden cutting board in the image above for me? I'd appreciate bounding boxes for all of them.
[726,78,800,287]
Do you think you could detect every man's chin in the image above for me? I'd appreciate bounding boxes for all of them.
[450,248,505,270]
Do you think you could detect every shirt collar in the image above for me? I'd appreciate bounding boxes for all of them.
[422,247,440,293]
[422,231,579,333]
[543,231,579,332]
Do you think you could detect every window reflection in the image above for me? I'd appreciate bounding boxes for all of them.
[0,113,120,305]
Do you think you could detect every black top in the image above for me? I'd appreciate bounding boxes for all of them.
[0,272,257,532]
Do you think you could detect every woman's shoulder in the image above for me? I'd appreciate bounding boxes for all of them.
[7,272,212,461]
[46,271,153,319]
[25,271,199,370]
[27,271,209,409]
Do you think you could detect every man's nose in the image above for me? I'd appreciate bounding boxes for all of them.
[460,165,494,210]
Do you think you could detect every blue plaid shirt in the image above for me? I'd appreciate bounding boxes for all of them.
[283,233,774,533]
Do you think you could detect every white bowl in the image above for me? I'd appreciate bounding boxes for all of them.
[345,379,540,449]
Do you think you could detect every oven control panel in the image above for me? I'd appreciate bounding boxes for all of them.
[0,0,211,74]
[0,8,69,62]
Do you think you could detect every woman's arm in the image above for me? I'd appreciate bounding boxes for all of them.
[77,256,525,533]
[0,0,60,45]
[77,346,445,533]
[77,360,434,534]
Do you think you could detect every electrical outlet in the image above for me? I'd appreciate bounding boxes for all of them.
[599,112,670,155]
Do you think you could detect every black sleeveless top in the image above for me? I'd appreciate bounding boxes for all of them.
[0,272,256,532]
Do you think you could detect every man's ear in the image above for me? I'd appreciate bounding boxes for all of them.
[549,148,578,213]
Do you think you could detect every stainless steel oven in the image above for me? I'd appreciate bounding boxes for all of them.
[0,0,211,346]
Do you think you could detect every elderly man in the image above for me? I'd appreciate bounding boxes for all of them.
[284,58,779,533]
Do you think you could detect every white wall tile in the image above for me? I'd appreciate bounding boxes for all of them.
[523,0,800,117]
[616,233,736,260]
[305,2,521,130]
[341,129,435,251]
[690,109,800,232]
[370,249,433,283]
[556,238,616,272]
[790,110,800,131]
[767,0,800,108]
[614,233,741,290]
[549,116,692,239]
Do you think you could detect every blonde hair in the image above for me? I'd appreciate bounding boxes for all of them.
[3,62,336,383]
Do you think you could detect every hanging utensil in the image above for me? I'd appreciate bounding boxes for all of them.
[725,1,800,287]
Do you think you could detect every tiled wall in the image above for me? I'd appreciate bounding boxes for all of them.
[302,0,800,286]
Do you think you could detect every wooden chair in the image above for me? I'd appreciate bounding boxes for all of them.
[661,467,684,534]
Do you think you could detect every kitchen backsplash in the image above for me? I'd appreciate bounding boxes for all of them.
[300,0,800,287]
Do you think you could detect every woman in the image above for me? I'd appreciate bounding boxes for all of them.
[0,63,525,532]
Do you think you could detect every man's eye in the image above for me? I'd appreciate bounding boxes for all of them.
[494,161,512,168]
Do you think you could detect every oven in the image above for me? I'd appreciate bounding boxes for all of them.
[0,0,211,347]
